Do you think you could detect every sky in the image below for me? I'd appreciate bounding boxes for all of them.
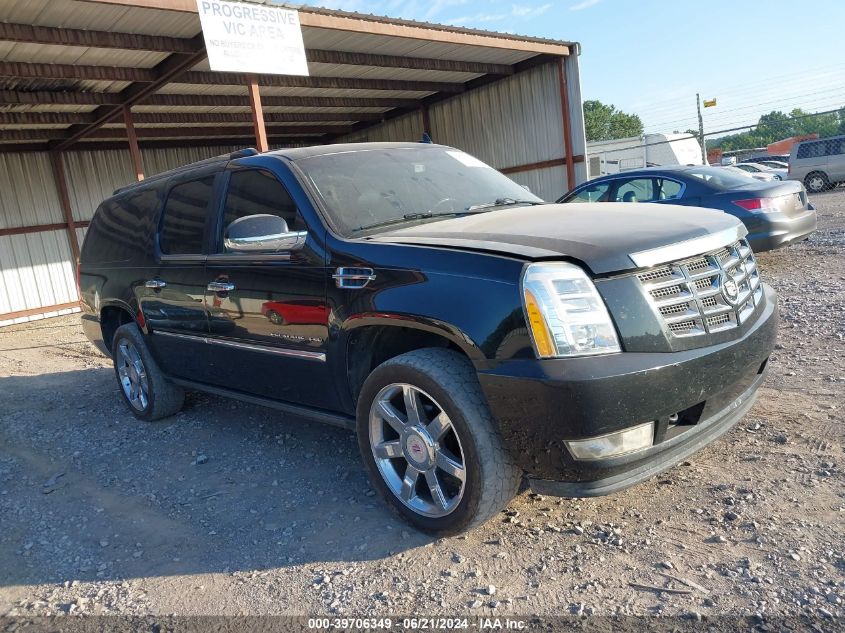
[295,0,845,138]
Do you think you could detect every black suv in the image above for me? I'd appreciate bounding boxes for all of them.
[80,143,778,534]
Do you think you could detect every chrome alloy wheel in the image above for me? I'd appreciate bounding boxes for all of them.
[369,383,467,518]
[116,340,149,412]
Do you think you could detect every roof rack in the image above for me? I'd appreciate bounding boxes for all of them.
[112,148,259,195]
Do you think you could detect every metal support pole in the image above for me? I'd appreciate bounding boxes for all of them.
[696,93,707,164]
[247,74,269,152]
[420,104,431,137]
[49,151,81,265]
[123,105,145,181]
[557,58,576,190]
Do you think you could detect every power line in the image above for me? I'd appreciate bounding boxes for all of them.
[592,108,844,156]
[669,88,845,124]
[628,63,845,118]
[643,91,845,133]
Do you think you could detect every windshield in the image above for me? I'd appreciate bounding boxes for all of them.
[295,146,543,236]
[685,166,761,190]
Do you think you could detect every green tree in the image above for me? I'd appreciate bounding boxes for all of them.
[583,100,643,142]
[709,106,845,151]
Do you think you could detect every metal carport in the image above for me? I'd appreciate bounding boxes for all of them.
[0,0,587,325]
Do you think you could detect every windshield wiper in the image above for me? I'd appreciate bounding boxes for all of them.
[466,197,545,212]
[354,199,544,234]
[354,212,463,233]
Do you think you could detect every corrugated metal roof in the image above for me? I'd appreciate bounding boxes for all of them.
[0,42,169,68]
[0,0,576,148]
[251,1,574,49]
[3,0,201,38]
[300,28,539,64]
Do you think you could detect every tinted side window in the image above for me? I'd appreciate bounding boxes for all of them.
[567,181,611,203]
[797,142,824,159]
[615,178,655,202]
[826,139,845,156]
[159,177,215,255]
[220,169,304,248]
[82,188,161,264]
[656,178,683,200]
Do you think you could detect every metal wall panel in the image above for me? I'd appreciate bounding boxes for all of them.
[335,62,571,196]
[141,144,243,177]
[64,145,244,222]
[339,111,423,144]
[505,164,568,202]
[565,49,589,186]
[0,152,62,229]
[75,226,88,250]
[0,229,76,315]
[64,149,136,222]
[428,63,565,171]
[1,144,244,323]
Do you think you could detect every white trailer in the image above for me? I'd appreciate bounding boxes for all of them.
[586,133,704,178]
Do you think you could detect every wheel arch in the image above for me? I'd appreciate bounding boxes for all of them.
[99,301,137,355]
[343,315,483,408]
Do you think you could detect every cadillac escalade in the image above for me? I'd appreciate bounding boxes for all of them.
[79,143,778,534]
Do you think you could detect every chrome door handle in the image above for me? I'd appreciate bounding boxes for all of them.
[207,281,236,292]
[145,279,166,289]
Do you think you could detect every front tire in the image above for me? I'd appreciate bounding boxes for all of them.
[111,323,184,421]
[356,348,521,535]
[805,171,830,193]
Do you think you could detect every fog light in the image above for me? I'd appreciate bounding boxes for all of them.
[565,422,655,460]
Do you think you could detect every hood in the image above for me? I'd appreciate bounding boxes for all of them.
[367,203,742,275]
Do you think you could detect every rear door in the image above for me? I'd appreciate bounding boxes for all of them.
[140,171,219,381]
[827,138,845,181]
[202,165,339,410]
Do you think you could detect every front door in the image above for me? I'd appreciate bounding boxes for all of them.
[202,166,339,410]
[140,172,218,381]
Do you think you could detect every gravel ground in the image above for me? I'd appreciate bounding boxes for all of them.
[1,189,843,623]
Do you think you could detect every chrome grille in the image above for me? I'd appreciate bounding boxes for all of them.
[636,239,763,339]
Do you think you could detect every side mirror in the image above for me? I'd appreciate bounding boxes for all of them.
[224,214,307,253]
[521,184,532,193]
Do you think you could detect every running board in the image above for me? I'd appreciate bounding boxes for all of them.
[170,378,356,431]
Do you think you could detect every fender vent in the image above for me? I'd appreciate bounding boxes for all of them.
[333,267,376,289]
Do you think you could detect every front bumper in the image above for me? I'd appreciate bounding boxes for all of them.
[476,284,778,495]
[746,207,817,252]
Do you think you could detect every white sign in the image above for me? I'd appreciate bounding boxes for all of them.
[196,0,309,76]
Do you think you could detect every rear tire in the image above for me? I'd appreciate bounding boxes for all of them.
[356,348,522,535]
[805,171,831,193]
[111,323,184,421]
[267,310,285,325]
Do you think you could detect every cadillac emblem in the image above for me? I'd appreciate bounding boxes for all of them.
[722,275,740,304]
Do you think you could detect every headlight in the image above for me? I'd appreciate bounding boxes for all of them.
[521,262,621,358]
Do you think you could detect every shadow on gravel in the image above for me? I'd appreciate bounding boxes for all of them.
[0,368,430,588]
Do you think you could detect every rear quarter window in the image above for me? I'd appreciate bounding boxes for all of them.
[159,177,215,255]
[81,187,161,264]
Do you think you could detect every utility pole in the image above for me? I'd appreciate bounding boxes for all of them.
[696,93,707,164]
